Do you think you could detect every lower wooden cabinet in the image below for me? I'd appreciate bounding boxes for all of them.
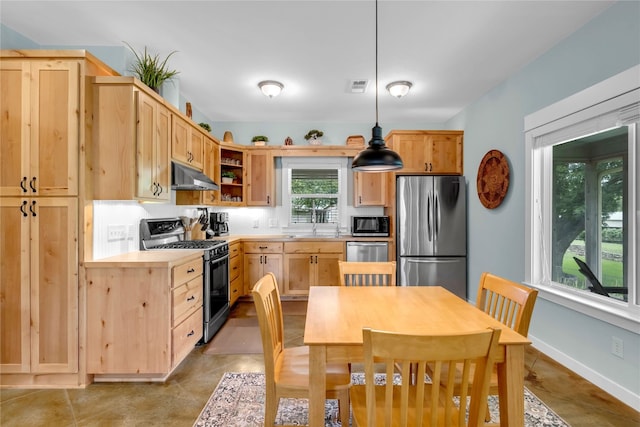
[283,242,344,295]
[85,252,203,381]
[243,242,283,293]
[229,242,243,306]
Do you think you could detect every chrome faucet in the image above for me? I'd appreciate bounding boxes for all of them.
[312,220,317,236]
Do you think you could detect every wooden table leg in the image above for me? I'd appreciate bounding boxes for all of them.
[497,344,526,426]
[309,345,326,427]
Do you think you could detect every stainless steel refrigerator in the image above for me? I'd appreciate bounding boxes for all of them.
[396,175,467,299]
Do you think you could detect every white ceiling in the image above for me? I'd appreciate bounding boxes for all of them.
[1,0,615,123]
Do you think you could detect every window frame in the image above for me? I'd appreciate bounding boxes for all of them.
[524,65,640,332]
[281,157,348,234]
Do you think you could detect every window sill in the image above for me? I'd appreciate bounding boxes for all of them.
[525,281,639,332]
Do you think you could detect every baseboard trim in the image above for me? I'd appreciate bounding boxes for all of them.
[529,334,640,411]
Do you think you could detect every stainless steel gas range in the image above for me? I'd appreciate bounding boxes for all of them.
[140,218,229,343]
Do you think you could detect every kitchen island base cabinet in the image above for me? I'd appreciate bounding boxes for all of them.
[86,253,203,382]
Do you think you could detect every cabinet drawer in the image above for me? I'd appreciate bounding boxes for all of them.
[229,254,242,281]
[244,242,283,253]
[172,309,203,367]
[284,241,343,253]
[229,242,242,258]
[230,276,243,306]
[172,276,203,326]
[173,258,203,286]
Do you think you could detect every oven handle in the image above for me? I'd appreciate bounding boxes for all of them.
[209,253,230,264]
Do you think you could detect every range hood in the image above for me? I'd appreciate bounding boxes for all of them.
[171,162,219,191]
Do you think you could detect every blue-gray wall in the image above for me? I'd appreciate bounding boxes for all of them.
[446,1,640,408]
[2,0,638,408]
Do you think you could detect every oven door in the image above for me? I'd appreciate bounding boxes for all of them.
[203,252,230,343]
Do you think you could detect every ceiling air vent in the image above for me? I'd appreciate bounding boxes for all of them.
[349,79,369,93]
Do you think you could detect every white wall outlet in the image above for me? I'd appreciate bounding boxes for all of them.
[253,219,260,228]
[107,225,127,241]
[611,336,624,358]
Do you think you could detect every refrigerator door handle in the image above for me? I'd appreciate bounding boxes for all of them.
[427,191,433,241]
[405,258,462,264]
[434,193,440,241]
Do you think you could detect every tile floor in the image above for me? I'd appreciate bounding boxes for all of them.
[1,301,638,426]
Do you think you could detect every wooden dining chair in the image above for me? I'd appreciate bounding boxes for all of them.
[251,272,351,426]
[350,327,502,427]
[431,272,539,424]
[338,261,397,286]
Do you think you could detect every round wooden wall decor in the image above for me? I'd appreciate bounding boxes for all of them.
[476,149,510,209]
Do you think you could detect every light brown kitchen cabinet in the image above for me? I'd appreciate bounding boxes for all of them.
[172,115,204,170]
[246,150,275,206]
[385,130,463,175]
[0,197,78,374]
[283,242,344,295]
[229,241,243,306]
[219,146,246,206]
[0,59,79,197]
[90,77,171,201]
[86,252,203,381]
[243,242,283,293]
[175,135,220,206]
[354,171,388,206]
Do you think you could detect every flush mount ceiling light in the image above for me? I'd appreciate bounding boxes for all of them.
[258,80,284,98]
[386,80,413,98]
[352,0,403,172]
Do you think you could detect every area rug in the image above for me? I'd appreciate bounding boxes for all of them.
[193,372,571,427]
[203,318,263,355]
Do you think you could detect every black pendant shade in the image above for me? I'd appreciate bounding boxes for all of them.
[351,0,403,172]
[352,124,403,171]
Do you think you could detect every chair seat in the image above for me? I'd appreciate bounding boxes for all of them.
[350,384,456,427]
[276,345,351,391]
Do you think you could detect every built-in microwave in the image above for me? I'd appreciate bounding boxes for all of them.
[351,216,390,237]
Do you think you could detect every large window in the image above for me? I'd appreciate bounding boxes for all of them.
[524,66,639,330]
[282,158,348,233]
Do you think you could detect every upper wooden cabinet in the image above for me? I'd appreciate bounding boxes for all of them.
[246,150,275,206]
[172,115,204,170]
[90,77,171,201]
[385,130,463,175]
[0,59,80,197]
[219,146,246,206]
[354,171,388,206]
[175,135,220,206]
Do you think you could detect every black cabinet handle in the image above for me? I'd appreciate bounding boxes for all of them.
[29,200,37,217]
[20,200,28,217]
[30,177,37,192]
[20,177,27,192]
[187,295,195,301]
[267,195,270,204]
[157,184,163,196]
[187,330,195,337]
[187,267,195,273]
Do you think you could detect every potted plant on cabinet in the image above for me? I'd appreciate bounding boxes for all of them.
[251,135,269,146]
[221,171,236,184]
[304,129,324,145]
[124,42,179,93]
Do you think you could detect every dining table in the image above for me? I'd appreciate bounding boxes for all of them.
[304,285,531,427]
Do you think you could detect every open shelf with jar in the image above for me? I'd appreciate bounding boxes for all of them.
[220,147,245,205]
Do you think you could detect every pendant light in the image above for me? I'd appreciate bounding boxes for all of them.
[352,0,403,172]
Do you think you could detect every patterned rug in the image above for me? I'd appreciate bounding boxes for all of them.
[193,372,571,427]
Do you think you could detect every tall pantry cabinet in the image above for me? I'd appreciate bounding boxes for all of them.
[0,51,118,387]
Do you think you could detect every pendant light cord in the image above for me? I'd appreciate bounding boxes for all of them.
[375,0,379,126]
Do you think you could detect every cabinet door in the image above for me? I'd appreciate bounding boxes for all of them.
[0,199,31,373]
[284,254,314,295]
[172,115,190,165]
[427,133,463,174]
[30,197,78,373]
[354,171,387,206]
[155,104,171,200]
[247,150,274,206]
[0,62,29,197]
[31,61,80,196]
[262,254,283,291]
[0,60,79,197]
[244,253,264,293]
[189,129,204,170]
[390,133,429,173]
[315,253,343,286]
[201,137,219,205]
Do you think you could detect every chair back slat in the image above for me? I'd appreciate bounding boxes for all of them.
[251,273,284,385]
[358,327,501,427]
[476,272,538,337]
[338,261,397,286]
